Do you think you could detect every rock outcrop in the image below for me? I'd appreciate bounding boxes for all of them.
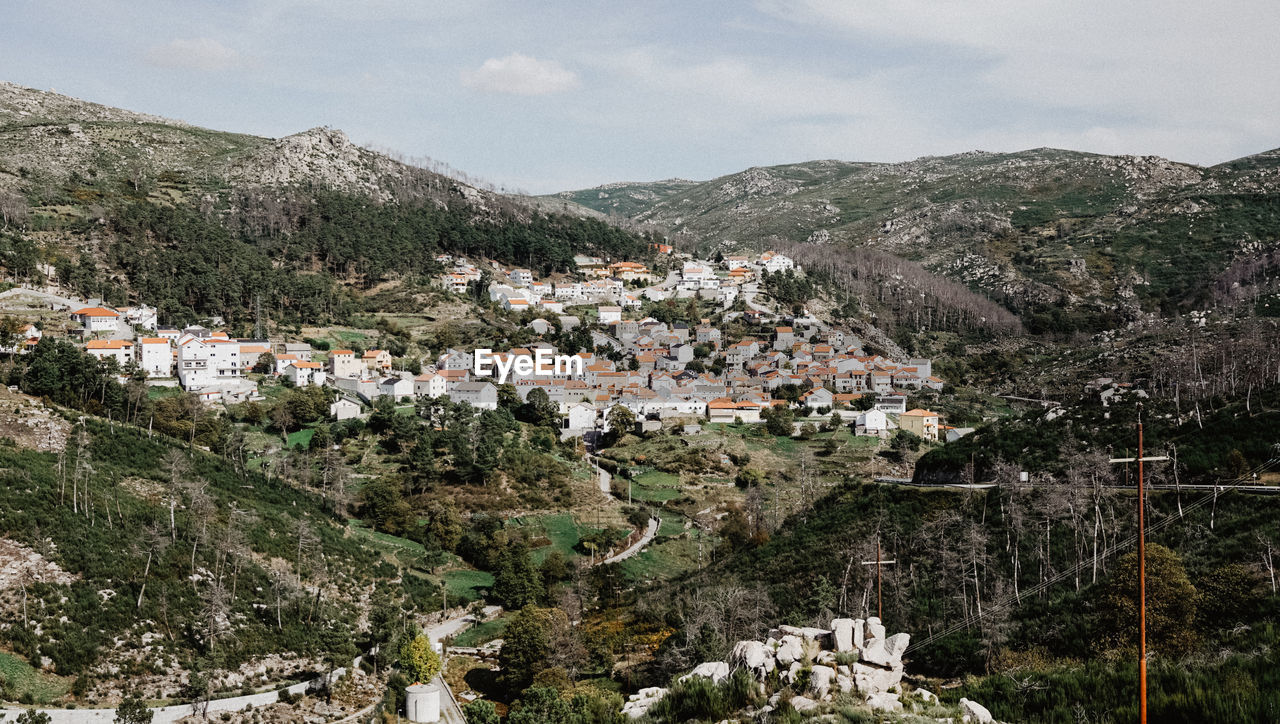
[622,686,667,719]
[636,616,1000,720]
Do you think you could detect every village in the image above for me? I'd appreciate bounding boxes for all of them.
[0,248,964,446]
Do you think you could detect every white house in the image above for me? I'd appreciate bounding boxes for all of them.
[138,337,172,377]
[1,324,40,354]
[286,361,325,387]
[85,339,133,366]
[73,306,121,334]
[451,381,498,410]
[874,394,907,414]
[598,306,622,325]
[801,387,835,410]
[379,376,414,400]
[328,349,364,379]
[761,252,795,273]
[121,305,158,331]
[330,397,362,420]
[555,283,584,300]
[275,354,300,375]
[414,372,447,398]
[856,409,890,437]
[561,402,598,435]
[509,269,534,286]
[438,349,474,371]
[177,338,242,390]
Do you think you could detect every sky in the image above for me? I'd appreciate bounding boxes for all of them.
[5,0,1279,193]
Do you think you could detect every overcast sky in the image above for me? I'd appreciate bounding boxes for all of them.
[5,0,1278,193]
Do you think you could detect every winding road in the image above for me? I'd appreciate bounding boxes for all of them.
[601,517,660,565]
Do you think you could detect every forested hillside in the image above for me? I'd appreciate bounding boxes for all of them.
[643,475,1280,721]
[0,82,656,327]
[0,387,389,706]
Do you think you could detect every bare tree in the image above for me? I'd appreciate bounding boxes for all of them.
[199,580,232,651]
[135,522,170,609]
[160,449,192,541]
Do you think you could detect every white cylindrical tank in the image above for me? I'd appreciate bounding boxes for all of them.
[405,682,441,723]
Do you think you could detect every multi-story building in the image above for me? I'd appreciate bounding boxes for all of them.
[138,337,173,377]
[177,337,242,390]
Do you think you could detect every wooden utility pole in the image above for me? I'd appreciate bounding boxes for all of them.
[1109,407,1168,724]
[861,538,897,620]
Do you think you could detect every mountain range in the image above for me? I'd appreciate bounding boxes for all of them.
[553,147,1280,332]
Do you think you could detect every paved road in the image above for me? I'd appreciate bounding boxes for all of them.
[0,664,351,723]
[590,455,613,499]
[433,673,468,724]
[601,517,659,565]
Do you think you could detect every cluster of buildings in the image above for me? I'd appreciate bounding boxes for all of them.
[355,259,955,442]
[12,247,961,442]
[437,250,799,318]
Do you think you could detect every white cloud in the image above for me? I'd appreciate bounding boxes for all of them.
[460,54,579,95]
[144,38,243,72]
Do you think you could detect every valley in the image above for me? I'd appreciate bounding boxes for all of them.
[0,80,1277,724]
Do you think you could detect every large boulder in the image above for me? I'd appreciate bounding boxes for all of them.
[622,687,667,719]
[960,697,994,723]
[865,616,886,642]
[852,662,903,695]
[680,661,730,685]
[836,673,854,693]
[789,695,819,713]
[861,632,910,667]
[809,665,836,699]
[730,640,776,680]
[866,691,903,713]
[830,618,858,652]
[774,635,805,666]
[774,625,832,646]
[916,687,938,704]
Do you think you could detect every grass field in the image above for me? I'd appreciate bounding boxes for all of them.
[451,615,509,647]
[656,515,687,538]
[509,512,590,563]
[145,385,183,401]
[441,568,494,601]
[286,428,315,449]
[621,529,709,582]
[0,651,68,704]
[629,470,683,502]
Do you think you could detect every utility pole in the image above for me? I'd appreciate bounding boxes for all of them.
[861,537,897,621]
[1109,406,1168,724]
